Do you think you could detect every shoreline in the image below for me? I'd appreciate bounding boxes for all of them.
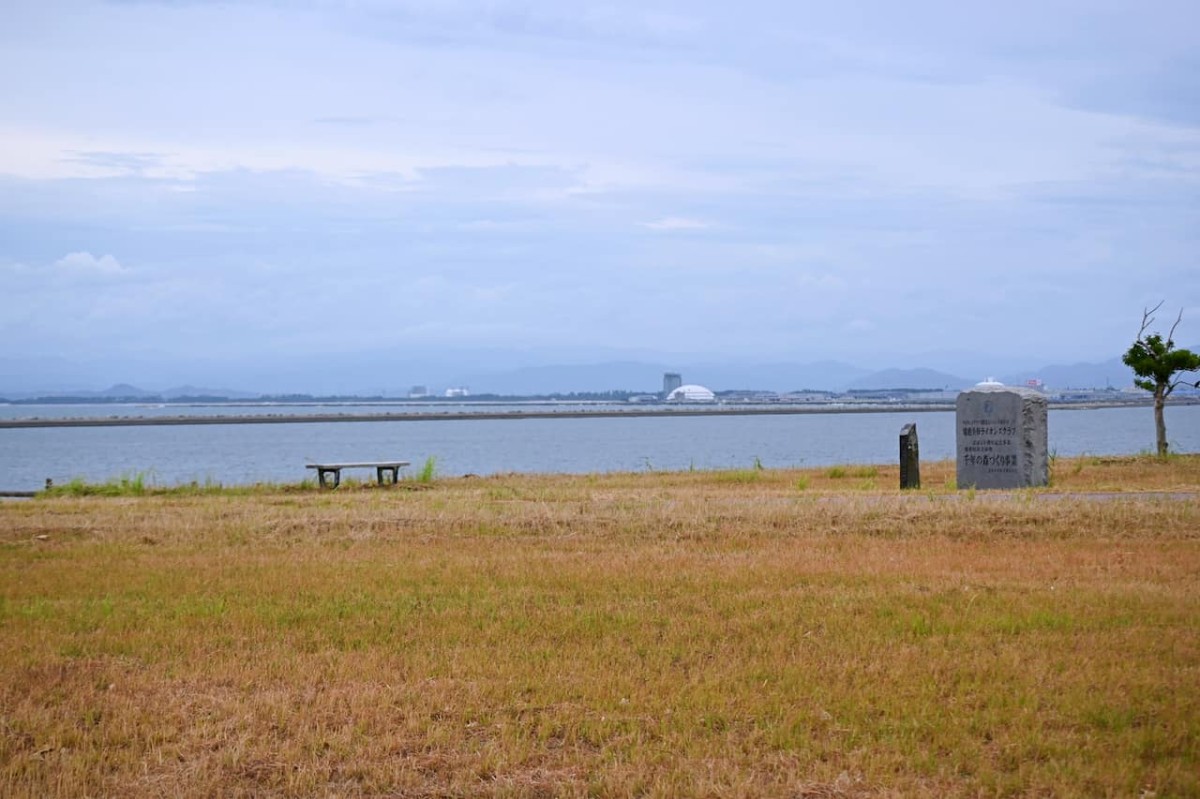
[0,399,1168,429]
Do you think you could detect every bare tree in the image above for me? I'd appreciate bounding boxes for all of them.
[1122,303,1200,457]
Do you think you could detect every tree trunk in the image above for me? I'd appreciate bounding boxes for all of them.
[1154,386,1168,457]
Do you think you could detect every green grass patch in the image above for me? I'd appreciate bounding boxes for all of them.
[713,469,762,484]
[416,456,437,483]
[39,473,314,498]
[42,472,151,497]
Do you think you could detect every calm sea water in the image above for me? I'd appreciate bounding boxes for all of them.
[1,405,1197,491]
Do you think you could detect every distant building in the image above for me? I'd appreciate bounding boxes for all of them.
[667,384,716,403]
[444,387,470,398]
[662,372,682,396]
[408,385,430,398]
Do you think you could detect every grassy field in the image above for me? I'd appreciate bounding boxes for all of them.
[1,456,1198,797]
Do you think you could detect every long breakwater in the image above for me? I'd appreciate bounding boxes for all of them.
[0,403,960,429]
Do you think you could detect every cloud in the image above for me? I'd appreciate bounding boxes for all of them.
[640,217,710,231]
[312,116,389,127]
[63,150,168,176]
[53,251,127,275]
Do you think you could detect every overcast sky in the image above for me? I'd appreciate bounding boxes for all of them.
[2,0,1198,386]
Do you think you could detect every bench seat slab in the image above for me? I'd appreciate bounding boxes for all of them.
[306,461,411,489]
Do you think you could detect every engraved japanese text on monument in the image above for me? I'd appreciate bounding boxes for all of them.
[959,401,1019,477]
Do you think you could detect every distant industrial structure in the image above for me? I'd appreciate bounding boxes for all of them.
[666,384,716,403]
[658,372,716,402]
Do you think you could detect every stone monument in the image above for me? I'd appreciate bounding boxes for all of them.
[899,423,920,490]
[956,381,1048,489]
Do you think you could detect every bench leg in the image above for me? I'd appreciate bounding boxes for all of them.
[377,466,399,485]
[318,469,340,489]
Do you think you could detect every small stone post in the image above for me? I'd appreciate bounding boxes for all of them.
[899,423,920,490]
[956,382,1048,489]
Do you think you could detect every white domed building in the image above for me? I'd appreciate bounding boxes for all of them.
[666,384,716,403]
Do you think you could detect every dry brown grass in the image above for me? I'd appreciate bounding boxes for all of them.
[1,456,1198,797]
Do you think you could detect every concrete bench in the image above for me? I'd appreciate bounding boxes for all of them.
[305,461,410,489]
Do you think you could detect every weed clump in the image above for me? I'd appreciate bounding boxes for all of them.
[416,456,437,484]
[43,472,150,497]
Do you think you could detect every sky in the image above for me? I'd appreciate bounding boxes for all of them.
[1,0,1198,391]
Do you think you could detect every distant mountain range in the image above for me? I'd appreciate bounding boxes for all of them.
[455,360,878,395]
[2,348,1186,400]
[844,368,970,391]
[0,383,260,401]
[88,383,261,400]
[454,355,1165,394]
[1001,357,1145,391]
